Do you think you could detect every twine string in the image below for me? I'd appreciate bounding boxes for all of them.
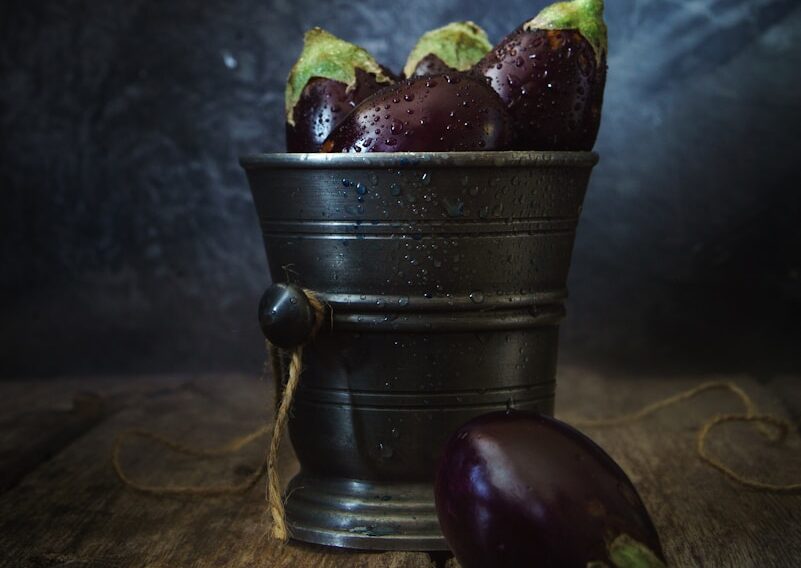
[571,380,799,492]
[111,425,271,496]
[572,381,760,428]
[267,347,303,540]
[697,414,800,492]
[111,341,278,496]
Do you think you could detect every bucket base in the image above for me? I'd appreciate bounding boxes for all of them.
[285,474,448,551]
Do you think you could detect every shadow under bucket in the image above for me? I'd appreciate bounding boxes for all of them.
[240,151,598,551]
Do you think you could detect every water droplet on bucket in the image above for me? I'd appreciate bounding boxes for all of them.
[469,291,485,304]
[378,442,394,459]
[444,198,464,218]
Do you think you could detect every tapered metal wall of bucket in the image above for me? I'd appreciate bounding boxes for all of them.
[241,151,597,550]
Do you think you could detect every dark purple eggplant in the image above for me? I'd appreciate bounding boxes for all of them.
[321,73,512,153]
[435,411,665,568]
[406,54,455,78]
[403,22,492,78]
[285,28,393,152]
[474,0,607,150]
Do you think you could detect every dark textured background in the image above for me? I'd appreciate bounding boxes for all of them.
[2,0,800,378]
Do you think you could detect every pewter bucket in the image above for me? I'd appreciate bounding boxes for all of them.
[240,151,597,551]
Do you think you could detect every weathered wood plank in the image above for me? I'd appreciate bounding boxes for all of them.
[0,393,106,493]
[0,369,798,567]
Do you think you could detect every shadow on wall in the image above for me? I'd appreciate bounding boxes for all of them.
[1,0,800,377]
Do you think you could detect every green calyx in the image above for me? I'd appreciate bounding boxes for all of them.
[524,0,607,65]
[585,534,666,568]
[285,28,392,126]
[402,21,492,79]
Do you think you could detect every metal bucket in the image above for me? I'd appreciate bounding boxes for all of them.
[240,151,597,551]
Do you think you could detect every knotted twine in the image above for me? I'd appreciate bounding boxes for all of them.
[113,330,801,543]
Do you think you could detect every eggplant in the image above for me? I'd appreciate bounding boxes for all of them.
[406,54,455,79]
[403,22,492,78]
[321,73,512,153]
[285,28,393,152]
[473,0,608,150]
[435,411,665,568]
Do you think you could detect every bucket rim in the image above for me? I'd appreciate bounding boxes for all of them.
[239,150,598,170]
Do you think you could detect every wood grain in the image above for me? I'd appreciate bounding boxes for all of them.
[0,369,798,567]
[0,392,106,493]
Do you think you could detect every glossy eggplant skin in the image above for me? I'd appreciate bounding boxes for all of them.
[474,28,606,151]
[408,54,456,78]
[435,411,664,568]
[321,74,512,153]
[286,68,388,152]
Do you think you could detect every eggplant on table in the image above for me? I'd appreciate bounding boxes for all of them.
[435,411,666,568]
[403,21,492,78]
[285,28,394,152]
[474,0,608,151]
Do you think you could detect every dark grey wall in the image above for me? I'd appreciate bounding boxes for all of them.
[2,0,800,377]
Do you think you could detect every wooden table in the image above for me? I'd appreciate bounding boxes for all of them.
[1,368,799,567]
